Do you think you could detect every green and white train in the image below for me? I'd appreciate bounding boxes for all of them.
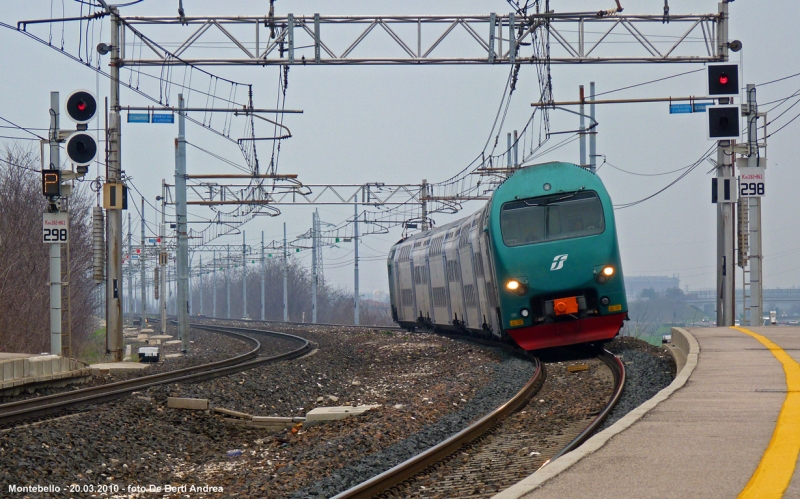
[387,161,628,350]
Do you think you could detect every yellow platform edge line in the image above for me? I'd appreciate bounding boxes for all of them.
[733,326,800,499]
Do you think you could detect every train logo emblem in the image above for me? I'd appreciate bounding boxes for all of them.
[550,254,568,271]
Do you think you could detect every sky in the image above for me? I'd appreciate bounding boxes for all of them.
[1,0,800,300]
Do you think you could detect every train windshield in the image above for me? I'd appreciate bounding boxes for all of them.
[500,190,605,246]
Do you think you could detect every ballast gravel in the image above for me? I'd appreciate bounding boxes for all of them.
[0,326,259,405]
[598,335,676,432]
[0,325,674,499]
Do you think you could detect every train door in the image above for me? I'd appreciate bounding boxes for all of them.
[428,235,448,328]
[458,224,479,328]
[479,212,501,335]
[414,239,433,324]
[397,245,415,322]
[469,216,499,335]
[387,248,398,321]
[422,237,436,323]
[445,228,467,327]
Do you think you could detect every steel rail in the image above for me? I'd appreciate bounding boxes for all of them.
[543,348,626,465]
[0,325,310,426]
[331,355,544,499]
[193,315,403,331]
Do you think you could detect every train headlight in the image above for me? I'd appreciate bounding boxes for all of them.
[595,265,615,284]
[505,279,528,295]
[520,308,530,318]
[600,296,610,306]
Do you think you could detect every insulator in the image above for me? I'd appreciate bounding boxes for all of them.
[92,206,105,283]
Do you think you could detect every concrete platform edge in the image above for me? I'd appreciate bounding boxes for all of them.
[492,328,699,499]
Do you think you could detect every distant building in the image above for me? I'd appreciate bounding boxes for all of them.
[372,289,390,303]
[625,275,680,300]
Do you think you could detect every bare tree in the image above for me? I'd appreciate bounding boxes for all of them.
[0,143,97,355]
[191,257,393,326]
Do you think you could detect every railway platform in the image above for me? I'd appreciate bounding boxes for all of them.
[0,352,92,396]
[496,326,800,499]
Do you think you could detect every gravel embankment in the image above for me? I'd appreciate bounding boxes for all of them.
[598,335,676,432]
[0,326,513,498]
[0,326,261,405]
[0,328,675,499]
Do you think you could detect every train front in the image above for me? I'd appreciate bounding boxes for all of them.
[487,162,627,350]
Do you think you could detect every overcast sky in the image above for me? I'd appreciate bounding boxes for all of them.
[2,1,799,299]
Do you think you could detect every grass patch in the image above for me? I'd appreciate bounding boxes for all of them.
[77,326,107,364]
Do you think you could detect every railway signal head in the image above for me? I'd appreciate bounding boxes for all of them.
[63,90,99,174]
[708,64,739,97]
[65,90,97,124]
[708,105,741,140]
[65,132,98,170]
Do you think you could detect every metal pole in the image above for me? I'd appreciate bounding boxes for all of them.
[579,84,586,168]
[188,251,192,316]
[715,1,732,328]
[746,83,762,325]
[283,223,288,321]
[242,230,248,318]
[213,250,217,318]
[226,244,231,319]
[513,130,519,168]
[140,197,146,327]
[506,133,512,168]
[354,201,360,325]
[590,81,597,174]
[420,179,428,231]
[127,213,132,325]
[199,254,203,316]
[106,8,124,361]
[175,93,189,352]
[716,140,735,327]
[312,211,317,323]
[261,231,265,321]
[48,91,62,355]
[159,180,166,333]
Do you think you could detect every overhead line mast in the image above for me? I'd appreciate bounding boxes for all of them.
[19,1,731,349]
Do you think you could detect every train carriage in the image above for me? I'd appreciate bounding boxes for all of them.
[388,161,627,351]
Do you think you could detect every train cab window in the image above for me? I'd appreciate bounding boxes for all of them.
[500,190,604,247]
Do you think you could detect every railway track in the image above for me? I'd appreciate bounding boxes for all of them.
[191,315,403,330]
[0,324,311,427]
[333,348,624,499]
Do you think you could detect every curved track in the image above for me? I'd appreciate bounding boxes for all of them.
[543,348,625,465]
[333,348,625,499]
[331,352,544,499]
[0,324,311,426]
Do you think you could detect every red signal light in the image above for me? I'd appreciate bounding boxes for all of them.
[136,248,141,254]
[77,101,87,111]
[718,74,729,85]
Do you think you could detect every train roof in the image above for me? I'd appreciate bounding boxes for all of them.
[391,161,602,249]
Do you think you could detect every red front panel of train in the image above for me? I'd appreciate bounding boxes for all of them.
[507,313,625,351]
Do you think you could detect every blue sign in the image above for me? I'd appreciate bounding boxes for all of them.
[127,113,150,123]
[152,113,175,124]
[692,102,713,113]
[669,104,693,114]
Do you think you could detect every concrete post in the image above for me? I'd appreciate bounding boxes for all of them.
[175,94,189,352]
[106,8,124,361]
[48,91,62,355]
